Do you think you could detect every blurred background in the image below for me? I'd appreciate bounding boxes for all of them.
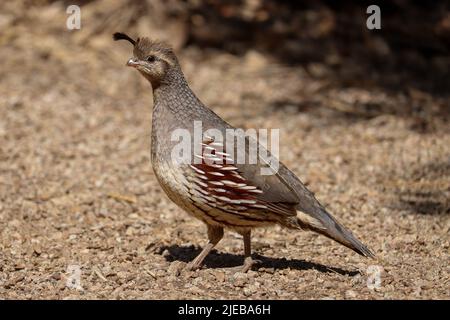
[0,0,449,299]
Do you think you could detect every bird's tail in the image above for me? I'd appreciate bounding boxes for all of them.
[296,208,375,258]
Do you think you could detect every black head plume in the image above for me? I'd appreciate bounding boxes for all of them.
[113,32,136,46]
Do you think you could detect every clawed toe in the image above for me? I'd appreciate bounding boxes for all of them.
[185,261,202,271]
[237,257,261,273]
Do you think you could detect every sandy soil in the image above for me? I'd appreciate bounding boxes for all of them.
[0,2,449,299]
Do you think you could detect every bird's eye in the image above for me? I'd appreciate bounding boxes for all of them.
[146,56,156,62]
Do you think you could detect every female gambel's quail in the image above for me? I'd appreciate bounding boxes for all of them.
[113,32,374,272]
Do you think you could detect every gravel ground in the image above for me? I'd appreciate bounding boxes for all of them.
[0,3,449,299]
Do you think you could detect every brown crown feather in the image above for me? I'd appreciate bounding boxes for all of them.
[113,32,177,64]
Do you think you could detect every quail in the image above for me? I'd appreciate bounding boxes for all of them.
[113,32,374,272]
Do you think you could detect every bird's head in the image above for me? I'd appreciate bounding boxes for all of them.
[113,32,178,88]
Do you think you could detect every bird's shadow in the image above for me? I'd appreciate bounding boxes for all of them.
[157,244,359,277]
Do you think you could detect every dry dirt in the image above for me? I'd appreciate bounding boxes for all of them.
[0,2,449,299]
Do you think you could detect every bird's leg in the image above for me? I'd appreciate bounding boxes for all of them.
[186,225,224,271]
[239,230,261,273]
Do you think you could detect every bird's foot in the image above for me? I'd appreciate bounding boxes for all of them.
[185,260,202,271]
[237,257,261,273]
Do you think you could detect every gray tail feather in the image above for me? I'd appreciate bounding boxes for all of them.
[298,208,375,258]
